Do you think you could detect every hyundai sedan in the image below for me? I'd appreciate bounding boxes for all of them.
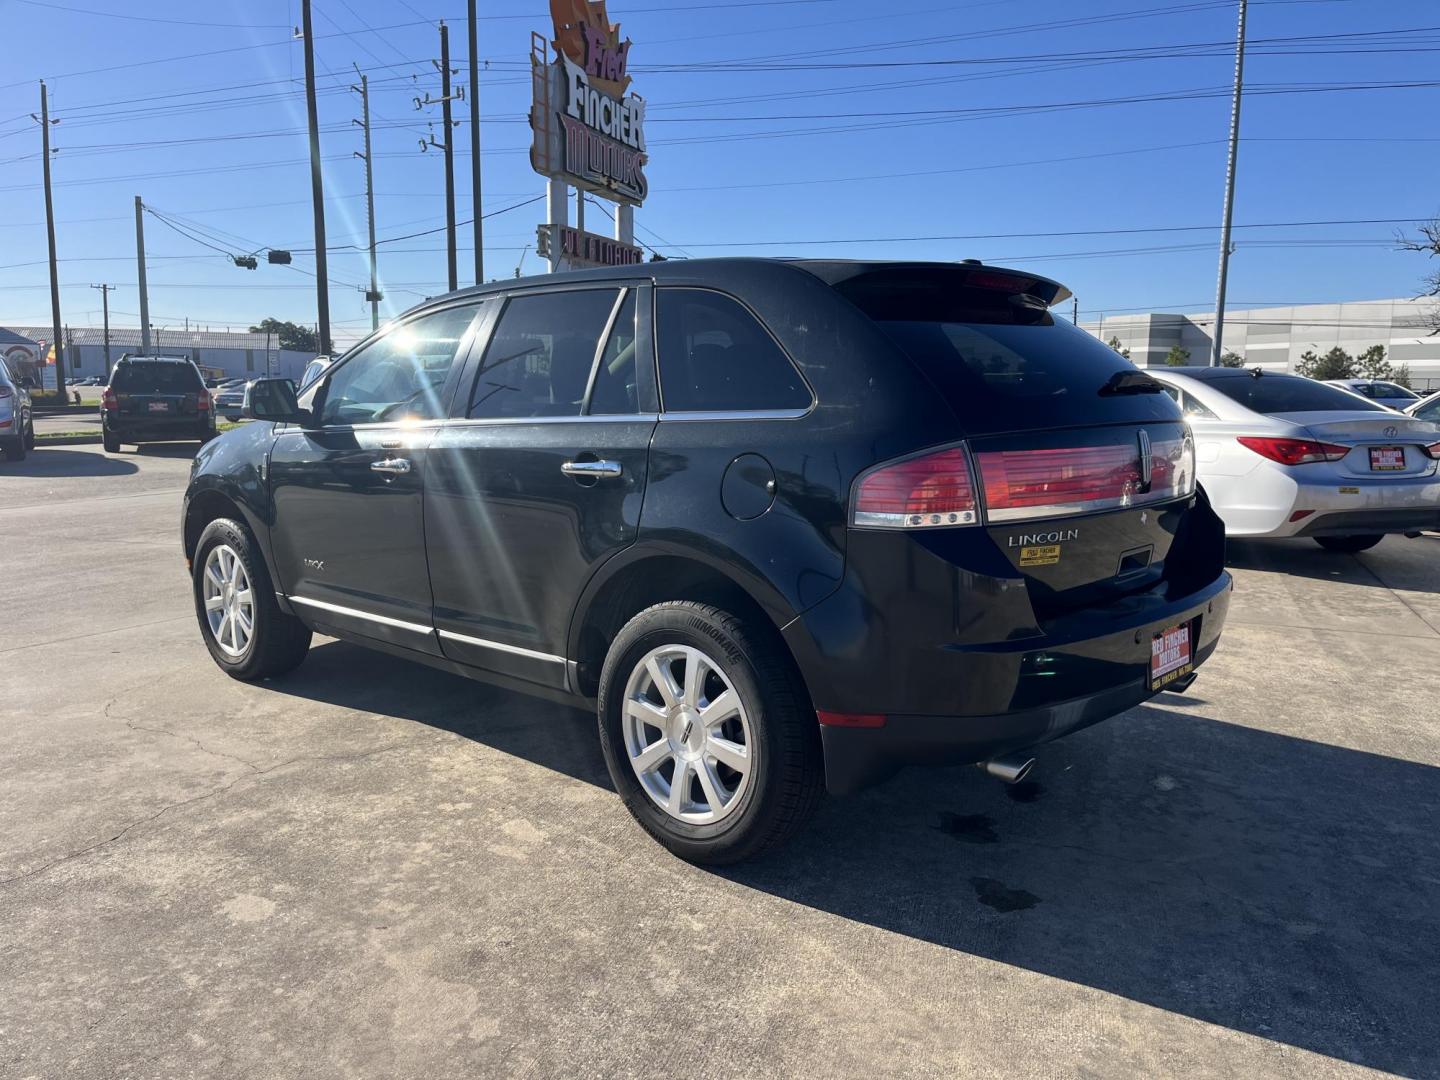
[1151,367,1440,552]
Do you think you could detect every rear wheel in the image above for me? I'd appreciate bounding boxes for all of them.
[192,517,311,680]
[102,427,121,453]
[23,420,35,450]
[1315,534,1384,553]
[597,601,823,865]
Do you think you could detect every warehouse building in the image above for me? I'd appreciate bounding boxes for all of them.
[1080,297,1440,390]
[3,326,315,384]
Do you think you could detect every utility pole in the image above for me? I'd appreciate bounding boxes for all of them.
[1072,295,1079,325]
[134,196,152,352]
[301,0,333,354]
[36,81,65,397]
[90,284,114,375]
[1210,0,1247,367]
[440,21,458,292]
[468,0,484,284]
[352,70,381,333]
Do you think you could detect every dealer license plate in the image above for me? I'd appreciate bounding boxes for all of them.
[1369,446,1405,471]
[148,401,170,413]
[1149,620,1195,691]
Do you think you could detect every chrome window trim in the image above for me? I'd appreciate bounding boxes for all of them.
[439,412,659,428]
[437,628,565,664]
[657,407,813,422]
[290,596,433,635]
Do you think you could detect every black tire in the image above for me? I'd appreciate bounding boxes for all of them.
[1,437,23,462]
[1315,534,1384,553]
[23,420,35,450]
[102,427,121,453]
[597,601,824,865]
[192,517,311,680]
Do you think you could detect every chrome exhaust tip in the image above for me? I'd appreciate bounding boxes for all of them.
[980,754,1035,785]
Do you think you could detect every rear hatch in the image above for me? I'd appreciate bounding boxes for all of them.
[826,263,1202,620]
[111,361,207,422]
[1279,412,1440,479]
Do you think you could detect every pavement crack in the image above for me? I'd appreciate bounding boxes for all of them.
[107,697,266,775]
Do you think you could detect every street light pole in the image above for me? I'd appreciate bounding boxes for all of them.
[1210,0,1248,367]
[468,0,484,284]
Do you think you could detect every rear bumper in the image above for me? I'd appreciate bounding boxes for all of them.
[1214,467,1440,538]
[1291,506,1440,537]
[107,417,213,441]
[812,571,1232,795]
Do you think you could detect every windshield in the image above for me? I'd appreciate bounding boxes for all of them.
[1206,374,1386,415]
[112,363,202,393]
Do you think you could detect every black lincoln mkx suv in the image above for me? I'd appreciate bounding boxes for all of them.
[182,259,1231,863]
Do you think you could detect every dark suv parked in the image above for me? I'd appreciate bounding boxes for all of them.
[103,355,216,452]
[182,259,1231,863]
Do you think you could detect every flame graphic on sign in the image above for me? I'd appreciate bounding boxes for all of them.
[550,0,631,97]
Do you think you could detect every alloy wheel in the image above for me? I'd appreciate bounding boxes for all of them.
[621,644,754,825]
[202,544,254,659]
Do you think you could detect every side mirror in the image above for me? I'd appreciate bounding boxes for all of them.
[242,378,305,424]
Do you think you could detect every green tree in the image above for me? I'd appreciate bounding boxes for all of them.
[1355,344,1392,380]
[1106,335,1130,360]
[1295,346,1357,381]
[1219,350,1244,368]
[1164,345,1191,366]
[249,318,319,353]
[1393,361,1413,388]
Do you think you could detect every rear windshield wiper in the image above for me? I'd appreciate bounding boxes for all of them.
[1099,370,1164,396]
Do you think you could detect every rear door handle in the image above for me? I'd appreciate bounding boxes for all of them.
[561,459,623,479]
[371,457,411,475]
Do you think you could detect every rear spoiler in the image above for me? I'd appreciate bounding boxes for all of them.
[794,260,1071,308]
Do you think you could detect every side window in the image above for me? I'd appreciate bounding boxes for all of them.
[588,290,639,415]
[1159,385,1180,404]
[319,304,479,426]
[468,289,619,420]
[1180,391,1217,420]
[1417,398,1440,422]
[656,288,811,413]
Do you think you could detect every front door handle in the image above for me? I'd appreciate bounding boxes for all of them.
[371,457,412,475]
[561,459,622,479]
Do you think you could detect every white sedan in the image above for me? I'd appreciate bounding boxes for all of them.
[1149,367,1440,552]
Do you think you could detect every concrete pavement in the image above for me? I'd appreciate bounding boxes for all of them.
[2,445,1438,1078]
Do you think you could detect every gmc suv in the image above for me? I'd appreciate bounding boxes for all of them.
[103,355,216,452]
[181,259,1231,863]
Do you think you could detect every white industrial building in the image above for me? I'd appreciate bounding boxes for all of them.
[3,326,315,384]
[1081,297,1440,390]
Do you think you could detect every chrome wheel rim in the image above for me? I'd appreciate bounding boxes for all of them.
[202,544,254,659]
[622,645,754,826]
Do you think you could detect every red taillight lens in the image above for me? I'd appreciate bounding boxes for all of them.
[977,444,1141,521]
[195,391,210,411]
[101,388,118,411]
[853,447,979,529]
[1237,436,1349,465]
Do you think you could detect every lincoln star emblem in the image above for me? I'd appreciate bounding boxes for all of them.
[1384,425,1399,437]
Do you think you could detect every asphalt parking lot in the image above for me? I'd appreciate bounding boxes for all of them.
[2,445,1438,1079]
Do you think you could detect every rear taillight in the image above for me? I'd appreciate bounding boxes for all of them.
[1422,441,1440,460]
[977,444,1140,522]
[195,391,211,411]
[853,447,979,529]
[102,388,118,411]
[1237,436,1349,466]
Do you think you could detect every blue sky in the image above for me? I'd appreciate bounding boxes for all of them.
[2,0,1437,345]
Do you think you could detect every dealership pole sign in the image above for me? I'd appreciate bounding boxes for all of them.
[531,1,647,270]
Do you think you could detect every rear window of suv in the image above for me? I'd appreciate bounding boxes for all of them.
[1207,374,1385,414]
[112,362,202,393]
[831,267,1162,433]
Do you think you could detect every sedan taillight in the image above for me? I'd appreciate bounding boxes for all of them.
[1422,441,1440,460]
[1237,436,1350,465]
[853,447,979,529]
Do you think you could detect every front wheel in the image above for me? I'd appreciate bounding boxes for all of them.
[1315,534,1384,553]
[192,517,311,680]
[597,601,824,865]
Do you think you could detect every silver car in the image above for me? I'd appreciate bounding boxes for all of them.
[1405,389,1440,424]
[1324,378,1422,411]
[213,382,249,421]
[0,355,35,461]
[1150,367,1440,552]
